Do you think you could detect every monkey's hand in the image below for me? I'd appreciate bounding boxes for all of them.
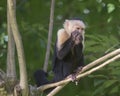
[67,73,77,82]
[71,31,83,45]
[67,66,83,85]
[67,73,79,85]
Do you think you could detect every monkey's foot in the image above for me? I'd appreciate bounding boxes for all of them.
[67,73,78,85]
[71,74,77,82]
[66,66,83,85]
[70,66,83,85]
[74,66,83,75]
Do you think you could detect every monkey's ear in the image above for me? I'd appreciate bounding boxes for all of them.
[65,19,70,25]
[64,19,69,28]
[65,19,69,22]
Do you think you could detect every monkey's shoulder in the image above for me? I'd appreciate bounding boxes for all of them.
[57,29,70,49]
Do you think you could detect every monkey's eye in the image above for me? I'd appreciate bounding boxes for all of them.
[76,27,80,30]
[81,28,84,31]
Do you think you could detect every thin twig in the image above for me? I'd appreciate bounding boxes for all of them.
[47,84,67,96]
[43,0,55,72]
[82,48,120,72]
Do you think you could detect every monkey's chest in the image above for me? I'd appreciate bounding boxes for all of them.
[63,50,79,71]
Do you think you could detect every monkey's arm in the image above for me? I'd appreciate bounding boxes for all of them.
[56,29,75,60]
[57,38,74,60]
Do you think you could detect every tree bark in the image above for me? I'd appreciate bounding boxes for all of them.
[7,0,16,87]
[8,0,29,95]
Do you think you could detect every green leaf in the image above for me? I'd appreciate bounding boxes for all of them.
[94,79,105,87]
[107,16,112,23]
[103,80,118,89]
[107,3,115,13]
[93,85,104,96]
[109,85,119,94]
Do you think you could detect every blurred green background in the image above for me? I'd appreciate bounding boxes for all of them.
[0,0,120,96]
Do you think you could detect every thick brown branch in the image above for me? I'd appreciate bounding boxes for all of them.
[8,0,28,95]
[7,0,16,81]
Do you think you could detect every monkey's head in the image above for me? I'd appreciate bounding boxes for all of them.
[63,19,85,44]
[63,19,85,36]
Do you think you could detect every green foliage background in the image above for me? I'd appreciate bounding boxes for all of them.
[0,0,120,96]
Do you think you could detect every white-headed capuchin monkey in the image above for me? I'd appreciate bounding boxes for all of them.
[34,18,85,93]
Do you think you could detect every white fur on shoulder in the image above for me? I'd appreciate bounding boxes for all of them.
[57,29,70,50]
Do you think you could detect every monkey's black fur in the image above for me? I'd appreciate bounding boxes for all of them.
[34,70,49,87]
[52,33,84,81]
[34,24,84,93]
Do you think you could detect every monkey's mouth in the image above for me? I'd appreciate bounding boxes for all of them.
[72,30,83,44]
[79,35,83,41]
[76,35,83,44]
[78,35,83,42]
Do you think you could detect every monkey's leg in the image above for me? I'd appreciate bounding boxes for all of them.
[74,66,83,74]
[66,66,83,85]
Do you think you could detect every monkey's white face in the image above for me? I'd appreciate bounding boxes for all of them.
[63,20,85,36]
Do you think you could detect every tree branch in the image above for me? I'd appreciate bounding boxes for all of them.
[8,0,28,95]
[81,48,120,72]
[7,0,16,83]
[38,48,120,91]
[37,48,120,96]
[47,85,66,96]
[43,0,55,72]
[47,53,120,96]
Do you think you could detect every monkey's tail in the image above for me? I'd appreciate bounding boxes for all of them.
[34,69,49,86]
[34,69,54,93]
